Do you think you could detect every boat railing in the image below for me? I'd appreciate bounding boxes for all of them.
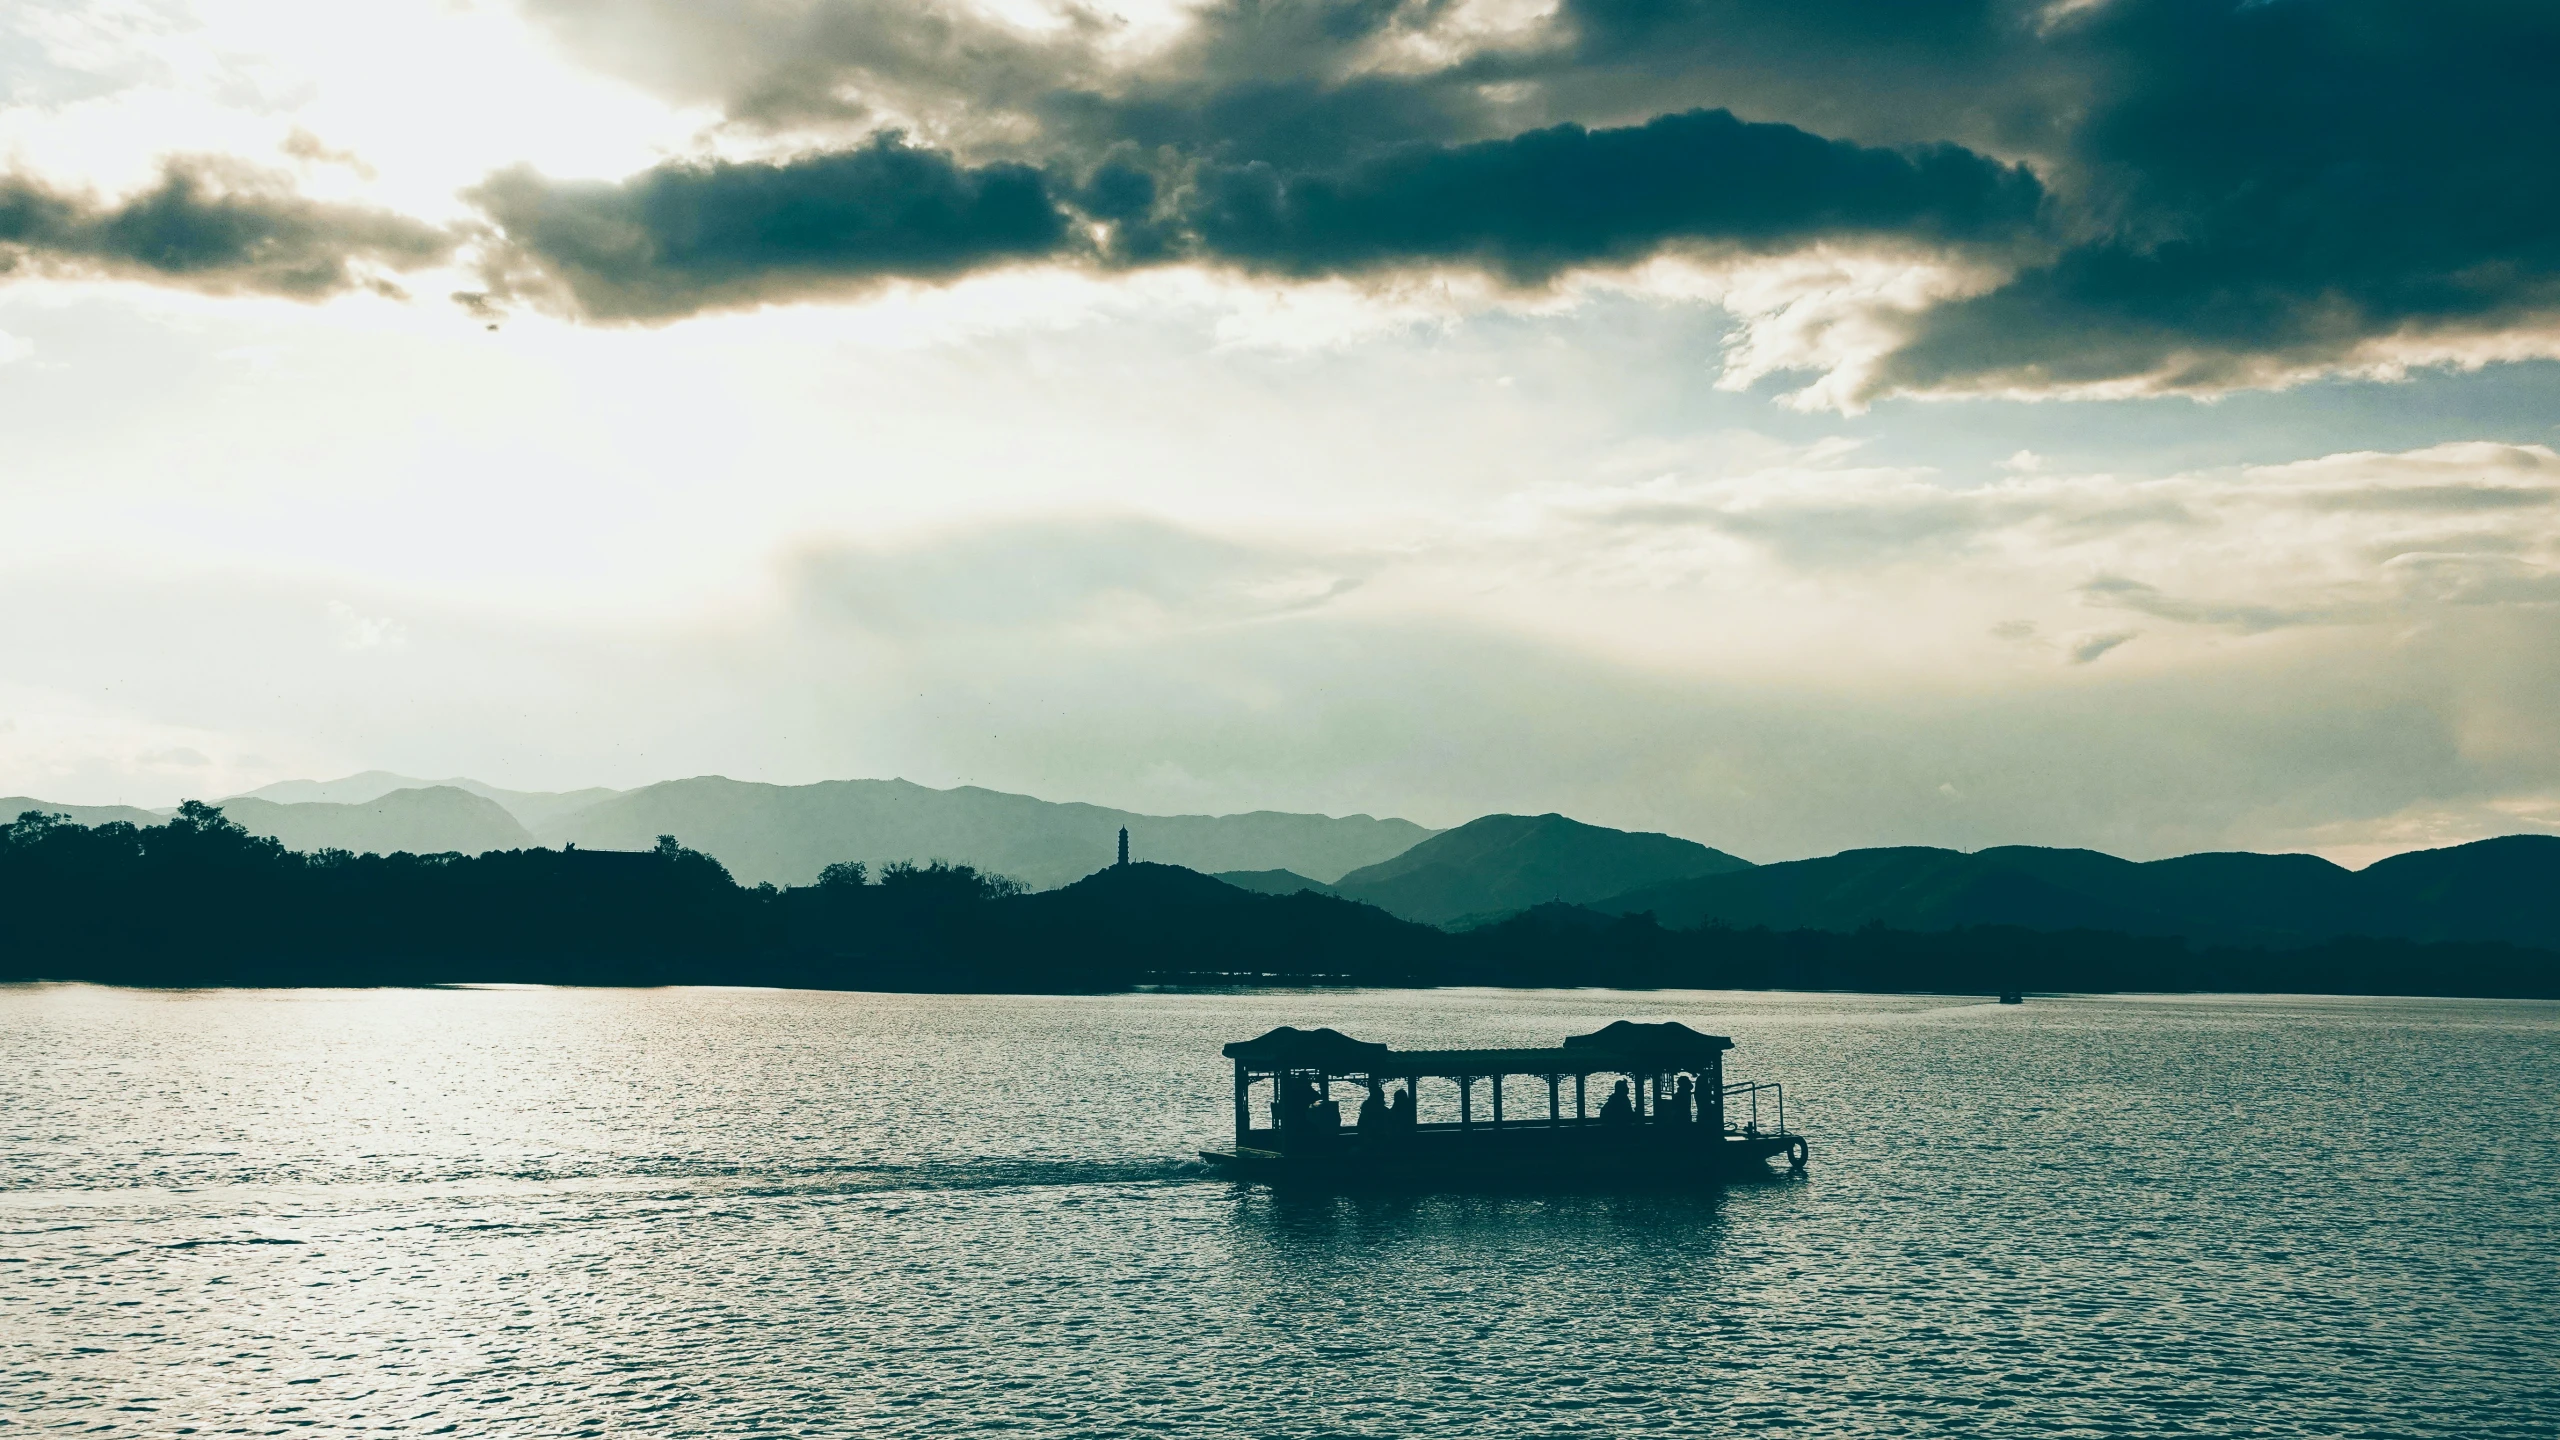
[1723,1080,1787,1136]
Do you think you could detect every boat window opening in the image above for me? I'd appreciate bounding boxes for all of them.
[1413,1075,1441,1128]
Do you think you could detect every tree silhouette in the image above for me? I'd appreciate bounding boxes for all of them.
[1,805,2550,997]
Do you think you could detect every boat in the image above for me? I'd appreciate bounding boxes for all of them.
[1198,1020,1808,1188]
[1999,989,2025,1004]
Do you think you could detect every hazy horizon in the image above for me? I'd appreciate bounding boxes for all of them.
[7,1,2559,872]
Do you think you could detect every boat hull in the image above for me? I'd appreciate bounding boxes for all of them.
[1199,1129,1805,1190]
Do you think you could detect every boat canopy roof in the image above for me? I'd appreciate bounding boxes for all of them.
[1222,1020,1732,1077]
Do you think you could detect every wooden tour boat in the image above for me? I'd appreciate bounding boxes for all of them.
[1199,1020,1808,1188]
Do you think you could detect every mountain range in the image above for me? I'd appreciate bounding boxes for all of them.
[216,788,536,858]
[533,777,1431,889]
[6,773,1434,890]
[0,798,167,830]
[237,771,620,829]
[9,771,2557,953]
[1589,837,2560,952]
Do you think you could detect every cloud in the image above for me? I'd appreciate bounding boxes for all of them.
[2384,552,2560,608]
[0,157,457,298]
[2078,576,2342,635]
[1176,109,2041,281]
[9,486,2560,862]
[2066,629,2135,664]
[1501,440,2560,649]
[27,0,2554,408]
[2304,486,2559,515]
[467,107,2038,319]
[520,0,1104,132]
[756,513,2560,862]
[1526,460,2062,570]
[470,134,1077,319]
[2258,442,2560,476]
[500,0,2560,402]
[279,128,377,180]
[1862,1,2560,399]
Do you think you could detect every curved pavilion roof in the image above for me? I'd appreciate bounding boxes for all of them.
[1222,1021,1732,1076]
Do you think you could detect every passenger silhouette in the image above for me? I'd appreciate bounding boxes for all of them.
[1388,1084,1416,1132]
[1665,1075,1695,1126]
[1275,1075,1343,1152]
[1599,1079,1636,1125]
[1276,1075,1318,1133]
[1357,1079,1390,1133]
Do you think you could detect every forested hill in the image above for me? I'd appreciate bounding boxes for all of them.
[2,806,2552,998]
[1594,838,2560,952]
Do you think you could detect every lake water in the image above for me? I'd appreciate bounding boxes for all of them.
[3,985,2555,1437]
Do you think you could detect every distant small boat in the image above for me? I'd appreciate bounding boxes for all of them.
[1198,1020,1808,1189]
[1999,989,2025,1004]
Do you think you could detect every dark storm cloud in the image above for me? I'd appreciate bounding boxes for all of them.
[469,135,1076,319]
[491,0,2560,396]
[473,110,2039,316]
[1177,109,2041,280]
[1877,0,2560,393]
[479,0,2042,318]
[0,158,455,297]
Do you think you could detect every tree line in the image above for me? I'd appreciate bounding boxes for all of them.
[2,805,2551,997]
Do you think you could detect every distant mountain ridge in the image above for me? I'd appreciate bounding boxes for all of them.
[219,788,535,858]
[1328,813,1755,927]
[1593,836,2560,952]
[19,774,1436,886]
[233,772,621,829]
[1213,868,1340,898]
[536,776,1436,888]
[0,798,169,828]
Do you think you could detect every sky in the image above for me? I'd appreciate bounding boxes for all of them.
[3,0,2557,865]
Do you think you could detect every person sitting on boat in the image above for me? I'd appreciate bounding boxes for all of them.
[1662,1075,1695,1126]
[1275,1075,1318,1132]
[1599,1079,1636,1125]
[1388,1084,1417,1132]
[1357,1079,1390,1133]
